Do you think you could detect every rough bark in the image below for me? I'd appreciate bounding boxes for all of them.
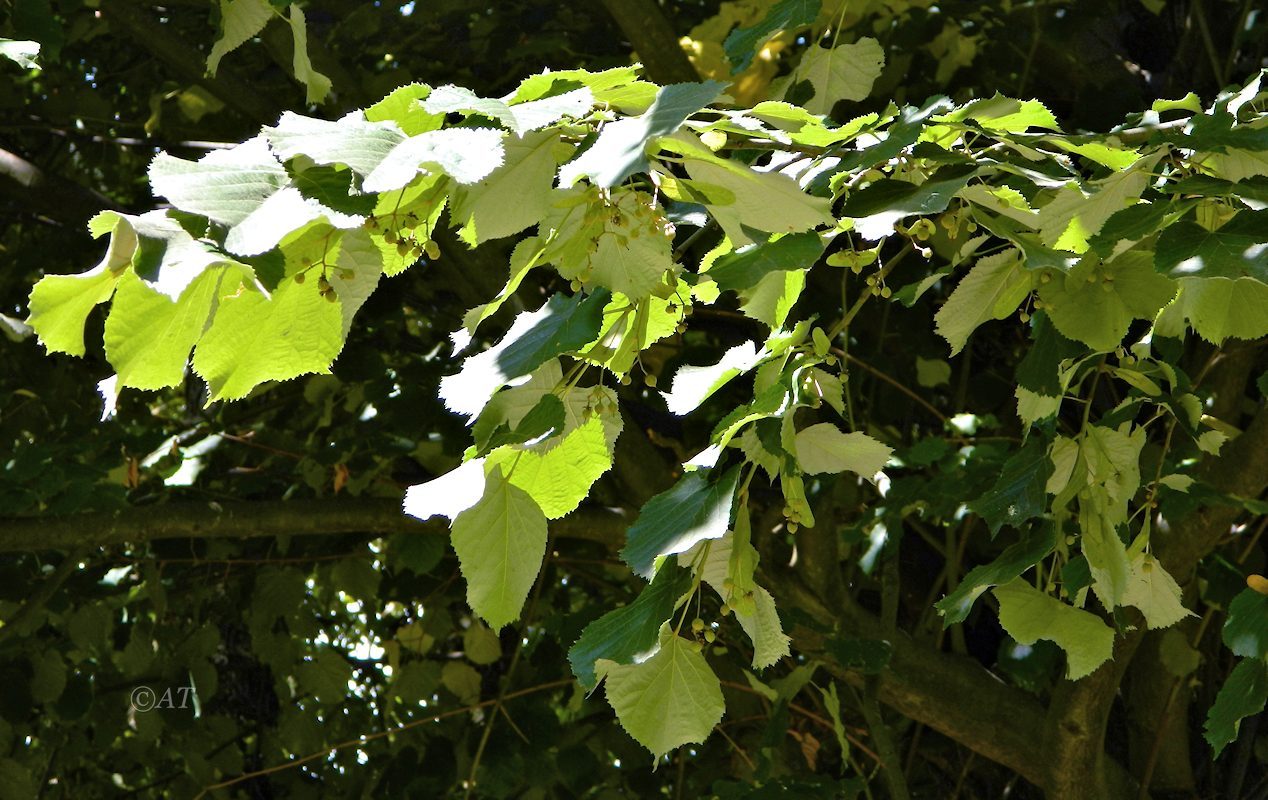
[0,499,626,553]
[1041,404,1268,798]
[598,0,700,84]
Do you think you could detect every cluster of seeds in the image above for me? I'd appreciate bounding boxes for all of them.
[362,212,441,262]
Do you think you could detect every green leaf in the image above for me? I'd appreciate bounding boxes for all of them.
[463,624,502,665]
[297,649,353,704]
[286,5,331,104]
[450,466,549,630]
[568,564,693,688]
[1040,252,1177,351]
[968,438,1054,535]
[597,625,725,759]
[708,232,824,292]
[481,393,566,452]
[1079,502,1131,610]
[664,342,763,415]
[934,249,1033,356]
[1158,276,1268,343]
[1080,423,1145,520]
[364,82,445,135]
[506,88,595,132]
[206,0,272,75]
[0,39,40,69]
[1122,553,1192,629]
[936,525,1055,625]
[799,38,884,115]
[422,84,521,131]
[993,579,1115,680]
[724,0,820,71]
[330,229,385,338]
[127,211,253,300]
[842,164,976,240]
[451,131,567,244]
[1036,153,1160,252]
[1223,588,1268,659]
[403,458,487,522]
[103,268,231,390]
[621,467,740,579]
[1204,658,1268,757]
[1016,312,1082,395]
[1016,387,1063,427]
[740,268,808,329]
[542,187,675,300]
[441,660,482,705]
[190,273,342,402]
[363,128,506,193]
[439,290,610,417]
[793,423,892,477]
[487,412,619,518]
[938,95,1059,132]
[681,157,834,246]
[736,586,791,669]
[149,138,361,256]
[559,80,726,188]
[27,264,123,357]
[264,111,406,178]
[1155,210,1268,280]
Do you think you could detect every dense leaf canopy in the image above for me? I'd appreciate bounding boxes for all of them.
[2,1,1268,798]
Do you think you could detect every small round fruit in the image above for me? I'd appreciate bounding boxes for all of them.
[424,240,441,260]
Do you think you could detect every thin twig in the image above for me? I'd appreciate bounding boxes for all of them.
[193,679,574,798]
[836,350,948,423]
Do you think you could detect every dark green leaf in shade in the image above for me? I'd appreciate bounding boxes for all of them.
[724,0,821,72]
[970,209,1078,272]
[620,466,741,579]
[1168,110,1268,152]
[439,289,610,417]
[560,81,727,188]
[968,439,1054,536]
[936,524,1055,625]
[1223,588,1268,659]
[833,98,953,173]
[290,165,378,217]
[567,563,693,688]
[480,393,566,453]
[1204,658,1268,757]
[1016,312,1083,395]
[708,232,824,291]
[1062,555,1093,597]
[1170,175,1268,207]
[1155,210,1268,281]
[1087,201,1174,254]
[840,163,977,220]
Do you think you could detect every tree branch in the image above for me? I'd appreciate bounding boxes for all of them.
[1040,403,1268,799]
[599,0,700,84]
[770,570,1051,787]
[0,146,119,226]
[98,0,281,125]
[0,499,627,553]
